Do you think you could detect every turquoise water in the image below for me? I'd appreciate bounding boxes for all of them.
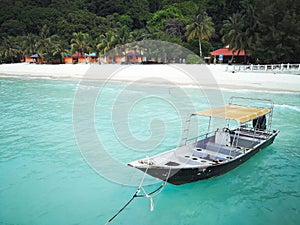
[0,78,300,225]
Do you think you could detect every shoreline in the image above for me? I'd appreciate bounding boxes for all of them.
[0,63,300,93]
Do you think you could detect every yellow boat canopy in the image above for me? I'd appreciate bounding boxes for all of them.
[193,104,270,123]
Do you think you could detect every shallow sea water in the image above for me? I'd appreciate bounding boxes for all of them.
[0,77,299,225]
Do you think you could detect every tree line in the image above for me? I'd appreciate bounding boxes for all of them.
[0,0,299,63]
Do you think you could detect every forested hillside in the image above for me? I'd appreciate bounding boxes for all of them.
[0,0,299,63]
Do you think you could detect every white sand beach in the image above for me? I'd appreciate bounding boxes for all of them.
[0,63,299,92]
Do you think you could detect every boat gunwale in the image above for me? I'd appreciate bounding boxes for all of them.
[129,129,279,170]
[136,130,279,185]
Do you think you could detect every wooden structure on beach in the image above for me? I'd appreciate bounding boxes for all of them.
[87,53,98,63]
[25,54,42,63]
[210,47,249,63]
[64,53,87,64]
[97,51,143,64]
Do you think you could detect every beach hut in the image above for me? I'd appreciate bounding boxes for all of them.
[25,54,42,63]
[115,56,124,64]
[126,51,143,64]
[72,52,87,63]
[64,54,73,64]
[106,56,114,63]
[98,55,105,64]
[210,47,249,64]
[87,53,98,63]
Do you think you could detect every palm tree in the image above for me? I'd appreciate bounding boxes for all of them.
[130,28,153,41]
[243,4,258,54]
[36,25,58,58]
[71,32,91,55]
[116,26,132,46]
[186,9,214,58]
[0,36,20,63]
[21,33,38,56]
[115,26,134,61]
[221,13,246,56]
[52,39,70,63]
[96,30,117,54]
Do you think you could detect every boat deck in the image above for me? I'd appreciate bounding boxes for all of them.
[130,129,273,169]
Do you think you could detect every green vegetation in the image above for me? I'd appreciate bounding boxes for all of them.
[186,54,201,64]
[0,0,299,63]
[186,4,214,58]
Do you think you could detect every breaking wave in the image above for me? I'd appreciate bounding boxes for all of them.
[274,104,300,112]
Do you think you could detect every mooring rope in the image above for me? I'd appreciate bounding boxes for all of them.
[104,162,172,225]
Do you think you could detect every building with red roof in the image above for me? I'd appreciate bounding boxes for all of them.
[210,47,250,63]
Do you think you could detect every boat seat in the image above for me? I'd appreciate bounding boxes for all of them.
[231,136,260,149]
[193,148,228,162]
[179,156,208,165]
[215,129,231,146]
[197,143,242,157]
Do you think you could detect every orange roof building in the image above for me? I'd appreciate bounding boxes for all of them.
[210,47,248,56]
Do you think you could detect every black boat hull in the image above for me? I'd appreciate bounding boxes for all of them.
[138,131,278,185]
